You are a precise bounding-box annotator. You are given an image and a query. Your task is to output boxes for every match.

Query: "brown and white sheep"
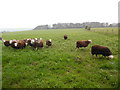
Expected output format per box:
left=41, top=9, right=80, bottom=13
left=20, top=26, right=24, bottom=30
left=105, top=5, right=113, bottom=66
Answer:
left=64, top=35, right=68, bottom=40
left=76, top=40, right=92, bottom=48
left=32, top=38, right=44, bottom=50
left=10, top=40, right=27, bottom=49
left=46, top=39, right=52, bottom=47
left=3, top=40, right=11, bottom=47
left=91, top=45, right=114, bottom=59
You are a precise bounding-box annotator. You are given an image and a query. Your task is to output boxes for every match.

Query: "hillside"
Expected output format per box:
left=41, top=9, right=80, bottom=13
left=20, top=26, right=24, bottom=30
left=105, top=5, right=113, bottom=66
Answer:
left=2, top=28, right=118, bottom=88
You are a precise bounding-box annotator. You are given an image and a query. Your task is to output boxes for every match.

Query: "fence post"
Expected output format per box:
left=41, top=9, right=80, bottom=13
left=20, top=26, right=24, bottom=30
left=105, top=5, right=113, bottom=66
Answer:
left=112, top=29, right=113, bottom=34
left=107, top=29, right=108, bottom=34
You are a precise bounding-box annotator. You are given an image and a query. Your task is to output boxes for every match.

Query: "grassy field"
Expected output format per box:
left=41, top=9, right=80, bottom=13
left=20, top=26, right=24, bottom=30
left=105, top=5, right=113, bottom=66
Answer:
left=90, top=27, right=118, bottom=35
left=2, top=28, right=118, bottom=88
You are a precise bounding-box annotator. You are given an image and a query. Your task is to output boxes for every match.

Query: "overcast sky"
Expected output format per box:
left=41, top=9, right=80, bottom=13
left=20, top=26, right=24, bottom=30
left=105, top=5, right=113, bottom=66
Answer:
left=0, top=0, right=119, bottom=28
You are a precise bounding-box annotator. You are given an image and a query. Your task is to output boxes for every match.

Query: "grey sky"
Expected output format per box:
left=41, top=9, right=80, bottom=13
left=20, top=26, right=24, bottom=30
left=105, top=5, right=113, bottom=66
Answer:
left=0, top=0, right=119, bottom=28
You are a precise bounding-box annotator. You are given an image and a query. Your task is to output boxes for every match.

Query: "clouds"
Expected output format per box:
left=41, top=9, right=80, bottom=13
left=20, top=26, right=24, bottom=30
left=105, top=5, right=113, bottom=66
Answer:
left=0, top=0, right=119, bottom=28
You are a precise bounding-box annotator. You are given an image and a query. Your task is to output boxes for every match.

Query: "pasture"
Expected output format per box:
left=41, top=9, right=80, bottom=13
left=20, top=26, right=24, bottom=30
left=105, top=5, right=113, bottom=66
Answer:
left=2, top=28, right=118, bottom=88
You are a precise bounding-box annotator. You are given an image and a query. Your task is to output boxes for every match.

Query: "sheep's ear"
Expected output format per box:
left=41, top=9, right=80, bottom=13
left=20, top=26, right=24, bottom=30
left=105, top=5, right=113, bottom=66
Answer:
left=40, top=38, right=42, bottom=40
left=88, top=40, right=92, bottom=43
left=35, top=38, right=37, bottom=40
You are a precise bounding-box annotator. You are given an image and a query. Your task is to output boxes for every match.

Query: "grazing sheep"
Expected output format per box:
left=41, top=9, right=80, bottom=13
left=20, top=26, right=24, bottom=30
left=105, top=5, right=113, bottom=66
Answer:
left=30, top=39, right=35, bottom=46
left=10, top=40, right=18, bottom=49
left=11, top=40, right=27, bottom=49
left=46, top=39, right=52, bottom=47
left=23, top=38, right=32, bottom=46
left=32, top=38, right=44, bottom=50
left=64, top=35, right=68, bottom=40
left=3, top=40, right=11, bottom=47
left=39, top=38, right=44, bottom=48
left=91, top=45, right=114, bottom=59
left=76, top=40, right=92, bottom=48
left=34, top=38, right=38, bottom=41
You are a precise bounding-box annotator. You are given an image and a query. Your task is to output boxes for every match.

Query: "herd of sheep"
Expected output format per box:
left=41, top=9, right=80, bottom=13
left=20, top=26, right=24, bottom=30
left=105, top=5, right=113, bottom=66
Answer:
left=2, top=34, right=114, bottom=59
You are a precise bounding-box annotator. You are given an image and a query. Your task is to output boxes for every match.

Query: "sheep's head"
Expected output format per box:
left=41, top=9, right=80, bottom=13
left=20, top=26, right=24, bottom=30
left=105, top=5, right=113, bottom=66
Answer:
left=88, top=40, right=92, bottom=43
left=40, top=38, right=42, bottom=40
left=49, top=39, right=52, bottom=42
left=14, top=43, right=17, bottom=47
left=31, top=39, right=35, bottom=44
left=108, top=55, right=114, bottom=59
left=25, top=43, right=28, bottom=46
left=9, top=40, right=13, bottom=44
left=34, top=38, right=37, bottom=40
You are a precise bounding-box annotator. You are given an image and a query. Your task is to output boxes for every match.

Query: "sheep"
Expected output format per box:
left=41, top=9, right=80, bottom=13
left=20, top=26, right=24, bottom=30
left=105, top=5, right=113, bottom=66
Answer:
left=46, top=39, right=52, bottom=48
left=11, top=40, right=27, bottom=49
left=26, top=39, right=32, bottom=46
left=32, top=38, right=44, bottom=50
left=30, top=39, right=35, bottom=47
left=91, top=45, right=114, bottom=59
left=3, top=40, right=10, bottom=47
left=26, top=38, right=37, bottom=47
left=38, top=38, right=44, bottom=48
left=76, top=40, right=92, bottom=48
left=23, top=38, right=32, bottom=46
left=64, top=34, right=68, bottom=40
left=10, top=40, right=18, bottom=49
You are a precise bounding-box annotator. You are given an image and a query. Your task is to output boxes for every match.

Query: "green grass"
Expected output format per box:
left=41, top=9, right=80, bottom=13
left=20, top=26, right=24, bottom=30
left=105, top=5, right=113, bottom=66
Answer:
left=90, top=27, right=118, bottom=35
left=2, top=28, right=118, bottom=88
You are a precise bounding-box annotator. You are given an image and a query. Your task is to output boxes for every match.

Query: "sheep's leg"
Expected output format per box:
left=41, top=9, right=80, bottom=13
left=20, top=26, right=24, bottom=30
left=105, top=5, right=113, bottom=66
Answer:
left=46, top=45, right=48, bottom=48
left=75, top=47, right=78, bottom=51
left=32, top=47, right=34, bottom=50
left=101, top=55, right=104, bottom=58
left=95, top=54, right=97, bottom=57
left=104, top=56, right=107, bottom=59
left=92, top=55, right=94, bottom=58
left=95, top=54, right=98, bottom=58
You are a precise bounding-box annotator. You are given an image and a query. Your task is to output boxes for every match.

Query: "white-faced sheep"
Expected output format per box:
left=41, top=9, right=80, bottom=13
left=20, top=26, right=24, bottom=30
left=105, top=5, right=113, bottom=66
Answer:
left=32, top=38, right=44, bottom=50
left=46, top=39, right=52, bottom=47
left=91, top=45, right=114, bottom=59
left=10, top=40, right=27, bottom=49
left=3, top=40, right=11, bottom=47
left=76, top=40, right=92, bottom=48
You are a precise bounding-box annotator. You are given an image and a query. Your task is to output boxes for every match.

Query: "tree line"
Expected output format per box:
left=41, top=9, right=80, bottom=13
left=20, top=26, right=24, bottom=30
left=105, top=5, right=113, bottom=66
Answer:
left=33, top=22, right=118, bottom=30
